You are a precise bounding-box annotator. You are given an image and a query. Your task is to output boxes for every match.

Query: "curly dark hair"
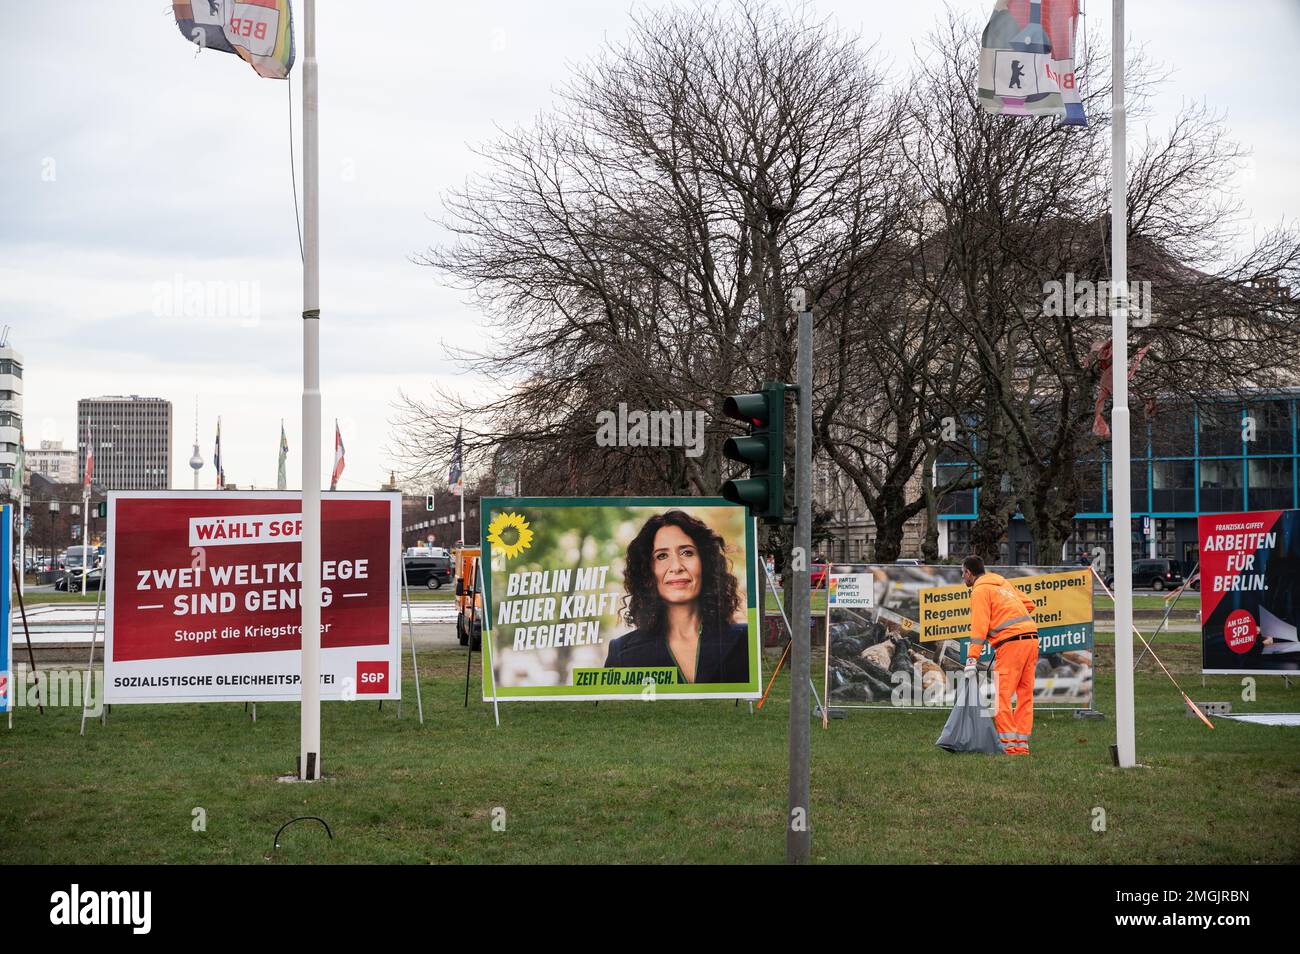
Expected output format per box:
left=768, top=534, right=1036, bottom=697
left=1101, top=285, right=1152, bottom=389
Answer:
left=621, top=510, right=742, bottom=636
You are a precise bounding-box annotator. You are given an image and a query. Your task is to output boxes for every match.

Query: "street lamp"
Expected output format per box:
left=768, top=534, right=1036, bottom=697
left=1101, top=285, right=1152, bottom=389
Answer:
left=48, top=499, right=59, bottom=570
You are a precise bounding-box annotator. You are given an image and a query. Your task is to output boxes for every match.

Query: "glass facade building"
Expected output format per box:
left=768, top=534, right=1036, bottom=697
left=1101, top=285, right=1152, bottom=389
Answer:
left=940, top=392, right=1300, bottom=570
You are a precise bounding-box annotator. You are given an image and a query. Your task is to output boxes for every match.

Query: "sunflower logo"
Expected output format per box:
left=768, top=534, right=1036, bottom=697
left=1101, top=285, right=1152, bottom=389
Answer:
left=487, top=511, right=534, bottom=559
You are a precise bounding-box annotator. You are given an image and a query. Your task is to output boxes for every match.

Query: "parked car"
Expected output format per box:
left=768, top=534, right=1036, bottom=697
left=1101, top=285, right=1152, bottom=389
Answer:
left=404, top=554, right=452, bottom=589
left=55, top=567, right=104, bottom=591
left=61, top=546, right=99, bottom=572
left=810, top=559, right=830, bottom=589
left=1106, top=558, right=1184, bottom=591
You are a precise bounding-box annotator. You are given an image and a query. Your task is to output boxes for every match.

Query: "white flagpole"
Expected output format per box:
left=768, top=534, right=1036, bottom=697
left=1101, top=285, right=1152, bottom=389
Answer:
left=18, top=482, right=24, bottom=597
left=80, top=496, right=89, bottom=595
left=1110, top=0, right=1136, bottom=768
left=299, top=0, right=323, bottom=781
left=80, top=431, right=90, bottom=597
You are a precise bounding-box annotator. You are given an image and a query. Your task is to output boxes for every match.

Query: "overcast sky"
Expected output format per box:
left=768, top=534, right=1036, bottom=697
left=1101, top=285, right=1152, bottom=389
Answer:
left=3, top=0, right=1297, bottom=493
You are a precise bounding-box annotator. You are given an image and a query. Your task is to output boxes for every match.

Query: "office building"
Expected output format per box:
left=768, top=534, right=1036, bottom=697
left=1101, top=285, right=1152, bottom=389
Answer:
left=0, top=339, right=21, bottom=497
left=77, top=396, right=173, bottom=490
left=29, top=439, right=77, bottom=483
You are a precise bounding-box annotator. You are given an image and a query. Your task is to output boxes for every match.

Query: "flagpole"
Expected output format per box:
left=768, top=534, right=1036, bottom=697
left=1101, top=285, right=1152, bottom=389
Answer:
left=17, top=441, right=24, bottom=597
left=80, top=490, right=89, bottom=595
left=18, top=484, right=24, bottom=597
left=1110, top=0, right=1136, bottom=768
left=299, top=0, right=323, bottom=781
left=81, top=429, right=90, bottom=596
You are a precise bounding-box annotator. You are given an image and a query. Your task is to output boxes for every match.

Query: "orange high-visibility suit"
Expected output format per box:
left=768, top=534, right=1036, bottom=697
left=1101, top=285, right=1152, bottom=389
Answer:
left=966, top=573, right=1039, bottom=755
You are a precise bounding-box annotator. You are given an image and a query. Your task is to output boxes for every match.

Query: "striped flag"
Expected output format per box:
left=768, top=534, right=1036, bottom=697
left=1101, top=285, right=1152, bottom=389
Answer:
left=172, top=0, right=296, bottom=80
left=83, top=428, right=94, bottom=496
left=329, top=420, right=345, bottom=491
left=277, top=420, right=289, bottom=491
left=978, top=0, right=1086, bottom=126
left=214, top=417, right=225, bottom=488
left=449, top=425, right=463, bottom=497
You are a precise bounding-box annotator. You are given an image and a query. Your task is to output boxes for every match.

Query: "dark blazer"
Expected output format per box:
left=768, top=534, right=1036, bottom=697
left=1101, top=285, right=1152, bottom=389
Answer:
left=604, top=621, right=751, bottom=684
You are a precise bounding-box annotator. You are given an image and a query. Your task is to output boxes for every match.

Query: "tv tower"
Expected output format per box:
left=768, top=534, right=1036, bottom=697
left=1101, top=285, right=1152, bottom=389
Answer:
left=189, top=398, right=203, bottom=490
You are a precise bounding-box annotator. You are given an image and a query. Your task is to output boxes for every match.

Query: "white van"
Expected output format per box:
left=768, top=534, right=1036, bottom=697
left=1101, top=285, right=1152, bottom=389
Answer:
left=404, top=546, right=450, bottom=560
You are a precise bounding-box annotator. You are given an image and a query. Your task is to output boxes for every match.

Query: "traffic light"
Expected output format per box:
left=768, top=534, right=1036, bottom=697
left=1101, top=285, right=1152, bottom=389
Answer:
left=97, top=502, right=107, bottom=519
left=720, top=381, right=786, bottom=522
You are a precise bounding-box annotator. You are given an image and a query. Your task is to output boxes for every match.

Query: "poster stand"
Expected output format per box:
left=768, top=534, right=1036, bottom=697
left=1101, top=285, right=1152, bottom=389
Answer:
left=1133, top=561, right=1199, bottom=669
left=81, top=544, right=421, bottom=733
left=461, top=556, right=499, bottom=724
left=481, top=559, right=500, bottom=726
left=759, top=560, right=824, bottom=716
left=461, top=565, right=478, bottom=708
left=12, top=560, right=41, bottom=715
left=79, top=555, right=107, bottom=737
left=399, top=558, right=424, bottom=724
left=1091, top=565, right=1215, bottom=728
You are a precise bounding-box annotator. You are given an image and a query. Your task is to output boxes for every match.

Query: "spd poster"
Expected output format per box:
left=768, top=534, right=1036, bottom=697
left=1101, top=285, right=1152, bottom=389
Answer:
left=1200, top=510, right=1300, bottom=674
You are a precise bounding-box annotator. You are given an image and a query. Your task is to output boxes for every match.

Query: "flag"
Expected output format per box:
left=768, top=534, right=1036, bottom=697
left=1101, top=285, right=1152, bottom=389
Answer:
left=277, top=420, right=289, bottom=491
left=329, top=420, right=345, bottom=491
left=83, top=428, right=94, bottom=496
left=214, top=417, right=225, bottom=488
left=1086, top=339, right=1153, bottom=438
left=978, top=0, right=1086, bottom=127
left=449, top=426, right=463, bottom=496
left=173, top=0, right=296, bottom=80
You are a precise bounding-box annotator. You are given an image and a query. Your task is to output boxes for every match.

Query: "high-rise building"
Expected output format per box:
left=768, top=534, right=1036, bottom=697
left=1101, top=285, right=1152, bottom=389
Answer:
left=77, top=396, right=173, bottom=490
left=29, top=440, right=77, bottom=483
left=0, top=338, right=22, bottom=498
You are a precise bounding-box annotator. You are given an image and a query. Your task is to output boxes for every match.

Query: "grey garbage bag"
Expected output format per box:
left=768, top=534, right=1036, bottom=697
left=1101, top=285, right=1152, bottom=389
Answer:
left=935, top=671, right=1002, bottom=754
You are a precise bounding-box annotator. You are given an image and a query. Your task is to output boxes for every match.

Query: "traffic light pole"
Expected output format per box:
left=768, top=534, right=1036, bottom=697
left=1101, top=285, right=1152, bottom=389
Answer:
left=787, top=303, right=812, bottom=865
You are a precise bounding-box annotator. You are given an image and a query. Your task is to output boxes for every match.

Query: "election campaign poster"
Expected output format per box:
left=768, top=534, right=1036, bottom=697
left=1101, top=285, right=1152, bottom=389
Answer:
left=828, top=572, right=874, bottom=609
left=0, top=505, right=11, bottom=716
left=105, top=491, right=400, bottom=704
left=823, top=570, right=875, bottom=720
left=479, top=497, right=759, bottom=701
left=826, top=564, right=1093, bottom=710
left=1200, top=509, right=1300, bottom=674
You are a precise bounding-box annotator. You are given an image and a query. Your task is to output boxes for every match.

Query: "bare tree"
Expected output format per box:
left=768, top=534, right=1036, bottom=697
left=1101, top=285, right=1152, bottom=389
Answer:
left=900, top=11, right=1300, bottom=564
left=395, top=0, right=905, bottom=527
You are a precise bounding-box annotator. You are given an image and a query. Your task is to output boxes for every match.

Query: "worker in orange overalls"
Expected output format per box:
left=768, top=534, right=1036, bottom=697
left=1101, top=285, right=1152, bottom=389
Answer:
left=962, top=555, right=1039, bottom=756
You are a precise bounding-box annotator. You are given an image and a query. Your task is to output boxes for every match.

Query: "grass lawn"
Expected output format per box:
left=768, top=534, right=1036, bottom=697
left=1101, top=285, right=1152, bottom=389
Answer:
left=1096, top=593, right=1200, bottom=612
left=19, top=590, right=102, bottom=605
left=2, top=647, right=1297, bottom=864
left=766, top=590, right=827, bottom=615
left=407, top=589, right=456, bottom=602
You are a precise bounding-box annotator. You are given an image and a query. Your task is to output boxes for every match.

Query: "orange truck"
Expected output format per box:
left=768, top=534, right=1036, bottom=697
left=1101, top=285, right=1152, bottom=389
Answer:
left=454, top=546, right=483, bottom=650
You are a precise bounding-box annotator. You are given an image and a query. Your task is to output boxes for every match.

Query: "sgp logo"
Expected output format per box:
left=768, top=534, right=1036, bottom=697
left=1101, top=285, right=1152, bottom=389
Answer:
left=356, top=661, right=388, bottom=694
left=50, top=884, right=151, bottom=934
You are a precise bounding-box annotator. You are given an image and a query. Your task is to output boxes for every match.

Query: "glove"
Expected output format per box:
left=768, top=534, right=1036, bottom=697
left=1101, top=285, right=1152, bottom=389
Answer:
left=964, top=659, right=978, bottom=678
